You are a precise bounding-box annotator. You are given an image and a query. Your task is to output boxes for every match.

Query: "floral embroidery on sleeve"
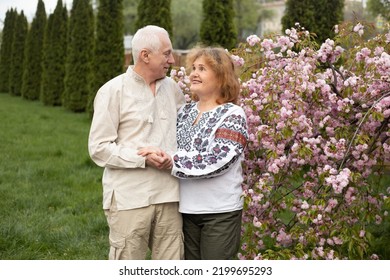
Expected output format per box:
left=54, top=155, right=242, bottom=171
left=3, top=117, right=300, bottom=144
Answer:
left=173, top=103, right=248, bottom=179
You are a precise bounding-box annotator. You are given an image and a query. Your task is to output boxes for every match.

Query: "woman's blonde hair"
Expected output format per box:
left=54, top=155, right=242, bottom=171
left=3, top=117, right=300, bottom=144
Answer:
left=186, top=46, right=240, bottom=104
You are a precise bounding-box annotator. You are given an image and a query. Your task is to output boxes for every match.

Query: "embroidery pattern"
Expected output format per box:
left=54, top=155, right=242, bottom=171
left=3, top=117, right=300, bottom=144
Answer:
left=174, top=102, right=248, bottom=178
left=215, top=128, right=247, bottom=147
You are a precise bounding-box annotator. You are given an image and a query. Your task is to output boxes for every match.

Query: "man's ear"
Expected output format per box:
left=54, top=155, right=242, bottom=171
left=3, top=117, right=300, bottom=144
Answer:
left=140, top=49, right=150, bottom=63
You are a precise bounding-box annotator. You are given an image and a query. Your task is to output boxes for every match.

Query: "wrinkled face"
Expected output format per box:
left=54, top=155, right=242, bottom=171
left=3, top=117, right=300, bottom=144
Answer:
left=189, top=56, right=220, bottom=100
left=148, top=35, right=175, bottom=80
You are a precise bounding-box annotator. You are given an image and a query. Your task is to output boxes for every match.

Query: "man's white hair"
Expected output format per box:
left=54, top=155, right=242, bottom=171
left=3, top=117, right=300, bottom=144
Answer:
left=132, top=25, right=169, bottom=64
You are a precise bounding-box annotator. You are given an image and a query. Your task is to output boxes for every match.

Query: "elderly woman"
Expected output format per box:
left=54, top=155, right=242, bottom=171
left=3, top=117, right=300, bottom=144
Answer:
left=139, top=46, right=248, bottom=260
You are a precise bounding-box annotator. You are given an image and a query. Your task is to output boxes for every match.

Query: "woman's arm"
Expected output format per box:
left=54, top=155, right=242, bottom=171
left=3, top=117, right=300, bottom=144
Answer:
left=172, top=107, right=248, bottom=179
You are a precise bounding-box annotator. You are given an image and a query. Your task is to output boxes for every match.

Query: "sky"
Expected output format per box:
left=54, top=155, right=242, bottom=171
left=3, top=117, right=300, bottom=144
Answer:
left=0, top=0, right=73, bottom=29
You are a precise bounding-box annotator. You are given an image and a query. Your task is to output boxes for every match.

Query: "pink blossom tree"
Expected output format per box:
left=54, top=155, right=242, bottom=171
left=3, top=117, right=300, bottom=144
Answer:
left=171, top=21, right=390, bottom=259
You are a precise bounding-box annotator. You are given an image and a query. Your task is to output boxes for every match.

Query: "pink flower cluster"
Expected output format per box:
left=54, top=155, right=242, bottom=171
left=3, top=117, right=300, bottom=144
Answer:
left=235, top=23, right=390, bottom=259
left=353, top=23, right=364, bottom=37
left=170, top=67, right=191, bottom=102
left=317, top=39, right=344, bottom=63
left=324, top=167, right=351, bottom=194
left=171, top=22, right=390, bottom=260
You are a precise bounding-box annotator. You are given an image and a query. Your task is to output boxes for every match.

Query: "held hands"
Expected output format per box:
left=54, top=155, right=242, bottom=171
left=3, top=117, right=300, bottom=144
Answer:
left=137, top=147, right=173, bottom=170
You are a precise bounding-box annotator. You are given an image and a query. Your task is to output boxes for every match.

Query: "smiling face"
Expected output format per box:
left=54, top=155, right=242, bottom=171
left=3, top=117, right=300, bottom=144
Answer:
left=189, top=56, right=221, bottom=102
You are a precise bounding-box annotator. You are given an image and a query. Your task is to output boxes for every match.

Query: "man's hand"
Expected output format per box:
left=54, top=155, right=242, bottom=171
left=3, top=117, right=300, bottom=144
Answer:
left=138, top=147, right=173, bottom=169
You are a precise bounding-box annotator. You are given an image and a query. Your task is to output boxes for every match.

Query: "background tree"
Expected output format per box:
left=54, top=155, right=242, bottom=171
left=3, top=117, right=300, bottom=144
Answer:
left=123, top=0, right=139, bottom=34
left=123, top=0, right=262, bottom=49
left=344, top=0, right=366, bottom=21
left=0, top=9, right=17, bottom=93
left=282, top=0, right=316, bottom=36
left=63, top=0, right=94, bottom=112
left=200, top=0, right=224, bottom=47
left=314, top=0, right=344, bottom=43
left=282, top=0, right=345, bottom=44
left=367, top=0, right=390, bottom=21
left=200, top=0, right=237, bottom=50
left=88, top=0, right=124, bottom=116
left=9, top=11, right=28, bottom=96
left=41, top=0, right=68, bottom=106
left=42, top=13, right=54, bottom=103
left=21, top=0, right=47, bottom=101
left=255, top=8, right=276, bottom=37
left=172, top=0, right=202, bottom=49
left=222, top=0, right=237, bottom=49
left=135, top=0, right=173, bottom=37
left=234, top=0, right=260, bottom=42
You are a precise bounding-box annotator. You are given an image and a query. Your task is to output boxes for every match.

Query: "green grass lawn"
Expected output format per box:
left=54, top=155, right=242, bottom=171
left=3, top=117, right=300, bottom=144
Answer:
left=0, top=93, right=107, bottom=259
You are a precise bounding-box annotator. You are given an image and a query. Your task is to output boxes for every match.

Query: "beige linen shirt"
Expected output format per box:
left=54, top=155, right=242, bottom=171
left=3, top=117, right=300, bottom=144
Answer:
left=88, top=66, right=185, bottom=210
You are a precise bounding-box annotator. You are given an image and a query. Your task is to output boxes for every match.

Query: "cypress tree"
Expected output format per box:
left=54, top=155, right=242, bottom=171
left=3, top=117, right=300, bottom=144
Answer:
left=221, top=0, right=237, bottom=50
left=22, top=0, right=47, bottom=100
left=200, top=0, right=237, bottom=50
left=135, top=0, right=148, bottom=29
left=41, top=0, right=68, bottom=106
left=9, top=11, right=28, bottom=96
left=314, top=0, right=344, bottom=43
left=200, top=1, right=225, bottom=47
left=89, top=0, right=124, bottom=116
left=135, top=0, right=173, bottom=36
left=282, top=0, right=316, bottom=33
left=41, top=12, right=55, bottom=104
left=0, top=9, right=17, bottom=92
left=282, top=0, right=344, bottom=44
left=63, top=0, right=94, bottom=112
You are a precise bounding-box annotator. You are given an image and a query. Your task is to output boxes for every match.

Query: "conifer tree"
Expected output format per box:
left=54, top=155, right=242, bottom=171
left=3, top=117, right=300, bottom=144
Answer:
left=200, top=1, right=225, bottom=47
left=88, top=0, right=124, bottom=116
left=22, top=0, right=47, bottom=100
left=282, top=0, right=344, bottom=44
left=0, top=9, right=17, bottom=92
left=9, top=11, right=28, bottom=96
left=221, top=0, right=237, bottom=50
left=282, top=0, right=316, bottom=34
left=135, top=0, right=148, bottom=29
left=41, top=0, right=68, bottom=106
left=135, top=0, right=173, bottom=36
left=42, top=14, right=55, bottom=101
left=63, top=0, right=94, bottom=112
left=200, top=0, right=237, bottom=50
left=314, top=0, right=344, bottom=43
